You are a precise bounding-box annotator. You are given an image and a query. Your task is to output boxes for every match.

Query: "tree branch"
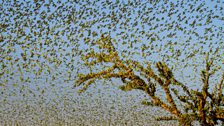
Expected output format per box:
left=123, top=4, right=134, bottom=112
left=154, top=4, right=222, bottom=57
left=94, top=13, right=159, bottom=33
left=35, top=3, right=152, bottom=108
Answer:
left=76, top=35, right=224, bottom=125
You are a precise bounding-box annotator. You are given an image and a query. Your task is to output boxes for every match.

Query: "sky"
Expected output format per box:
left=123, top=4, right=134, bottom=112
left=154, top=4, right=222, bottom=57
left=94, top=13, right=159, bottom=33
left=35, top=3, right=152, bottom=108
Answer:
left=0, top=0, right=224, bottom=124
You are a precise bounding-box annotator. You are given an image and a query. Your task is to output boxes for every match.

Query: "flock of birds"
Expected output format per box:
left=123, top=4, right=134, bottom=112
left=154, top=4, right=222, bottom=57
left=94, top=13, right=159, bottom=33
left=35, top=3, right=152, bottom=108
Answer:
left=0, top=0, right=224, bottom=125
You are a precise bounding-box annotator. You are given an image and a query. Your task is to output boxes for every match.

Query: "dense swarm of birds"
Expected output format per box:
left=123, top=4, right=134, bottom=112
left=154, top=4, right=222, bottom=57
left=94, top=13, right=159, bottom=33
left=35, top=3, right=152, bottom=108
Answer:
left=0, top=0, right=224, bottom=125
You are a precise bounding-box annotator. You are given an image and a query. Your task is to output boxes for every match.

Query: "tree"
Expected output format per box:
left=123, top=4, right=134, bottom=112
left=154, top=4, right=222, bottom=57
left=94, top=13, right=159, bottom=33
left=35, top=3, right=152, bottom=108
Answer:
left=76, top=34, right=224, bottom=126
left=1, top=0, right=224, bottom=125
left=72, top=1, right=223, bottom=125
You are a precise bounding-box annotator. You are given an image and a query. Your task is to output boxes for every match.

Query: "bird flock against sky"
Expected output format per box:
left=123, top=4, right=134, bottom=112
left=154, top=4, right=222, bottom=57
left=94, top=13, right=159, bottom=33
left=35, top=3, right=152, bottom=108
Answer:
left=0, top=0, right=224, bottom=125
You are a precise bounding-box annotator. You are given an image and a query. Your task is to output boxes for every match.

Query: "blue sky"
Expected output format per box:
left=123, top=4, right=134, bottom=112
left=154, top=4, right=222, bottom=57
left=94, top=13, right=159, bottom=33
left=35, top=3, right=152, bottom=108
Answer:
left=1, top=1, right=224, bottom=125
left=0, top=0, right=224, bottom=106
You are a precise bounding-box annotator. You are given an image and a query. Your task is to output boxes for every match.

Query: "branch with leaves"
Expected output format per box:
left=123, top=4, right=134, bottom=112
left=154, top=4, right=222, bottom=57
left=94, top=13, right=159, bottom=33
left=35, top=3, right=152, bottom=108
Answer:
left=75, top=35, right=224, bottom=126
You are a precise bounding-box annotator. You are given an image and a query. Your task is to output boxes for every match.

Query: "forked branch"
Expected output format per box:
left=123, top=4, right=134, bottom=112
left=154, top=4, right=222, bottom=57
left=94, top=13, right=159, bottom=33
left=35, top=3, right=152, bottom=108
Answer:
left=76, top=35, right=224, bottom=126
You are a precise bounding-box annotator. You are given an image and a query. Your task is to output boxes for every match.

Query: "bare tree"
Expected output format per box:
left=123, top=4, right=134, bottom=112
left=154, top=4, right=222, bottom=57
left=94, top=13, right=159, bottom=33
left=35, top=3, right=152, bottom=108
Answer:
left=76, top=35, right=224, bottom=126
left=1, top=0, right=224, bottom=125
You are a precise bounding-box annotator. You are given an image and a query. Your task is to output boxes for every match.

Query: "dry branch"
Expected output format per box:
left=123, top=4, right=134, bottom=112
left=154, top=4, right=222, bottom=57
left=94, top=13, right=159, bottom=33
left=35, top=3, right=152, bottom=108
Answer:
left=76, top=35, right=224, bottom=126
